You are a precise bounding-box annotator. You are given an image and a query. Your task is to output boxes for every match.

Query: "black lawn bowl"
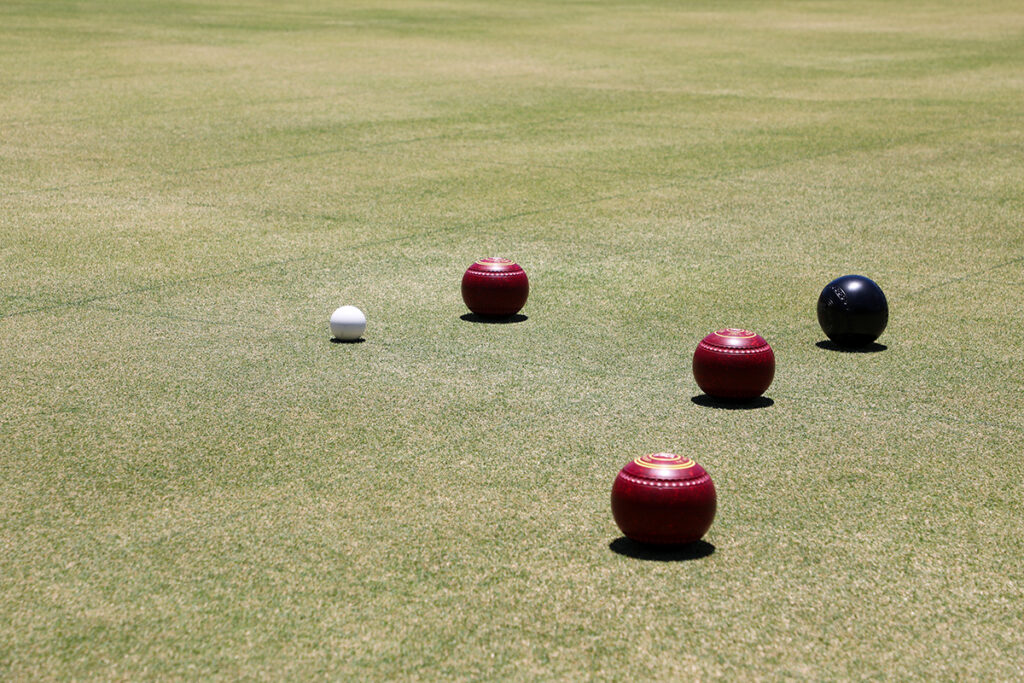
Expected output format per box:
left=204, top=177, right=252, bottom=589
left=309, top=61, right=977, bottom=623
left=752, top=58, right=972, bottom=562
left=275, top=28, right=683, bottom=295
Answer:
left=817, top=274, right=888, bottom=348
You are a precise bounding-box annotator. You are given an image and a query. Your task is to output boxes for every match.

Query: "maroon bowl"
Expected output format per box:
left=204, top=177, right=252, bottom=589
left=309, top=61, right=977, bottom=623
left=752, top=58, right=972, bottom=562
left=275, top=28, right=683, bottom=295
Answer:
left=692, top=328, right=775, bottom=400
left=461, top=257, right=529, bottom=316
left=611, top=453, right=716, bottom=545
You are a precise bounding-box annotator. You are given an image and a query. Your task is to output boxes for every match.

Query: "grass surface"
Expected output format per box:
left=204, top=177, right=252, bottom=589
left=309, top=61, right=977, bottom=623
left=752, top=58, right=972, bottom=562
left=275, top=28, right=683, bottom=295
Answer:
left=2, top=0, right=1023, bottom=678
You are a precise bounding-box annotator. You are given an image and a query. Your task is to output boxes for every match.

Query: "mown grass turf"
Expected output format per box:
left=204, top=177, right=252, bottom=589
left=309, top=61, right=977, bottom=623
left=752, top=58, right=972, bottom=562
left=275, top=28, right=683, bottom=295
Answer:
left=2, top=0, right=1023, bottom=678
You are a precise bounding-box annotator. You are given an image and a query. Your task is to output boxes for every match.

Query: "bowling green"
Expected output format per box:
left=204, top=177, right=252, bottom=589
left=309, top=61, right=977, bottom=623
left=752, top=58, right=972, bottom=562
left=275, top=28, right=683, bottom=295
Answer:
left=1, top=0, right=1021, bottom=678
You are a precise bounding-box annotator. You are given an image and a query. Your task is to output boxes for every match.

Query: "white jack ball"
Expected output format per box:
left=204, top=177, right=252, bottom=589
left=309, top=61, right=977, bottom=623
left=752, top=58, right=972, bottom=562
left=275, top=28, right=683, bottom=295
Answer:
left=329, top=305, right=366, bottom=341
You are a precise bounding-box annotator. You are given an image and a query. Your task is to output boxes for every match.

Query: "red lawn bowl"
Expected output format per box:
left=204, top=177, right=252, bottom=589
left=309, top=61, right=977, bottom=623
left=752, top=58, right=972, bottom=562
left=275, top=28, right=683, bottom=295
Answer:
left=611, top=453, right=717, bottom=545
left=461, top=257, right=529, bottom=317
left=692, top=328, right=775, bottom=400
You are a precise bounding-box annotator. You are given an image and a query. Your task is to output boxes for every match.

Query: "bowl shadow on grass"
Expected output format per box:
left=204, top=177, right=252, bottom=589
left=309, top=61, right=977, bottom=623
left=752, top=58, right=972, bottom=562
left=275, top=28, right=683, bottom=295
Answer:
left=609, top=537, right=715, bottom=562
left=460, top=313, right=528, bottom=324
left=816, top=340, right=887, bottom=353
left=691, top=394, right=774, bottom=410
left=329, top=337, right=366, bottom=344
